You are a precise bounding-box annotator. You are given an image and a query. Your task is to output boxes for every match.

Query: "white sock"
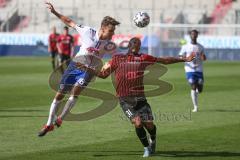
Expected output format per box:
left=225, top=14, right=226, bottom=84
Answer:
left=191, top=89, right=198, bottom=110
left=59, top=96, right=78, bottom=120
left=46, top=99, right=61, bottom=126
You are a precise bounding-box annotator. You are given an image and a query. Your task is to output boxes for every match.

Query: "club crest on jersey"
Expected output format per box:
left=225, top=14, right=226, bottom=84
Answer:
left=104, top=41, right=117, bottom=51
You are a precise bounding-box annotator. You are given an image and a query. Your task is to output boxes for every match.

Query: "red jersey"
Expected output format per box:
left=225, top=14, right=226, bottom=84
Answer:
left=106, top=54, right=157, bottom=97
left=48, top=33, right=59, bottom=52
left=57, top=34, right=74, bottom=56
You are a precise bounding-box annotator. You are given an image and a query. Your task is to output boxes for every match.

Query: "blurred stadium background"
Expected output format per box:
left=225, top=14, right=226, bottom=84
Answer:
left=1, top=0, right=240, bottom=60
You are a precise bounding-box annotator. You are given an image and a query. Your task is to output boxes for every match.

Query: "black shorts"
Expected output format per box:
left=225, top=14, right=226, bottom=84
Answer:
left=50, top=51, right=58, bottom=58
left=60, top=54, right=71, bottom=64
left=119, top=96, right=154, bottom=122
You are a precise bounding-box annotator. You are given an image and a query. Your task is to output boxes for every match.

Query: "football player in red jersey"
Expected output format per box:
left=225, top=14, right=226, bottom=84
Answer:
left=57, top=26, right=74, bottom=69
left=48, top=26, right=59, bottom=70
left=84, top=37, right=194, bottom=157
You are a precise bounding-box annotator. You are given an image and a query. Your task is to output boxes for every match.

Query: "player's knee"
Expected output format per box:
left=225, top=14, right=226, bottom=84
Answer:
left=72, top=85, right=84, bottom=96
left=55, top=92, right=65, bottom=101
left=134, top=123, right=143, bottom=128
left=144, top=122, right=154, bottom=130
left=132, top=117, right=142, bottom=128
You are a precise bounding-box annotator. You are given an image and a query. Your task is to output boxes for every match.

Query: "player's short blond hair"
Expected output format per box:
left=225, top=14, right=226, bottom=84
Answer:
left=101, top=16, right=120, bottom=27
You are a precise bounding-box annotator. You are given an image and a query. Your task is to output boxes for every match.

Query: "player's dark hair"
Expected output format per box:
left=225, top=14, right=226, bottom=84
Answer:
left=129, top=37, right=141, bottom=44
left=189, top=29, right=199, bottom=35
left=64, top=26, right=69, bottom=31
left=101, top=16, right=120, bottom=27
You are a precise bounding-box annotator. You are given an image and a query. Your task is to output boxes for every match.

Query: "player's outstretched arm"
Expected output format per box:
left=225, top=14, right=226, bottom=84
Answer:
left=45, top=1, right=76, bottom=28
left=157, top=52, right=195, bottom=65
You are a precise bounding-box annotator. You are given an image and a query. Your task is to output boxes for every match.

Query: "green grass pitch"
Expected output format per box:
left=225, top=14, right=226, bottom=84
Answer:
left=0, top=57, right=239, bottom=160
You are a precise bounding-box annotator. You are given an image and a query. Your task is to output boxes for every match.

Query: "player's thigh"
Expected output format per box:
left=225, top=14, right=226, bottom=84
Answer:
left=187, top=72, right=203, bottom=90
left=74, top=70, right=94, bottom=87
left=186, top=72, right=197, bottom=86
left=68, top=70, right=94, bottom=96
left=137, top=101, right=154, bottom=123
left=58, top=62, right=79, bottom=94
left=59, top=76, right=90, bottom=95
left=119, top=98, right=137, bottom=121
left=70, top=85, right=85, bottom=96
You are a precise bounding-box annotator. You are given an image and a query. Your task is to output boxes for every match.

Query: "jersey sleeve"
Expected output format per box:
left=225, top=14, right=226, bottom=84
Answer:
left=74, top=24, right=90, bottom=36
left=102, top=41, right=117, bottom=55
left=179, top=45, right=186, bottom=56
left=142, top=54, right=157, bottom=64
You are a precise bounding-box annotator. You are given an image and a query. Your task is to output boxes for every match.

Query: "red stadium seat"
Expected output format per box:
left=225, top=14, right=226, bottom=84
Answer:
left=210, top=0, right=233, bottom=24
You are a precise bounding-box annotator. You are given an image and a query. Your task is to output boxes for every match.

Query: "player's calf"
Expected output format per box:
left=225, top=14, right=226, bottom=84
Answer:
left=144, top=123, right=157, bottom=154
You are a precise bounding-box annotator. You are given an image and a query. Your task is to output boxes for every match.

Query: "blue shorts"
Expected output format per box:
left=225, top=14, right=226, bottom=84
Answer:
left=59, top=61, right=93, bottom=93
left=186, top=72, right=204, bottom=85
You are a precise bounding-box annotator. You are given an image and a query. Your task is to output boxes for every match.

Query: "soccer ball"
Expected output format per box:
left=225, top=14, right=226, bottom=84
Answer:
left=133, top=12, right=150, bottom=28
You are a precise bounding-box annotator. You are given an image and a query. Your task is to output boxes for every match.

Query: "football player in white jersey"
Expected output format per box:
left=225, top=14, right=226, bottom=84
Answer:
left=179, top=30, right=207, bottom=112
left=38, top=2, right=120, bottom=137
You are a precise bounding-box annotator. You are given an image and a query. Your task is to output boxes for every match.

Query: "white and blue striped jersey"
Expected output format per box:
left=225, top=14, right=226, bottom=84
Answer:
left=73, top=24, right=114, bottom=69
left=179, top=43, right=205, bottom=73
left=74, top=24, right=110, bottom=57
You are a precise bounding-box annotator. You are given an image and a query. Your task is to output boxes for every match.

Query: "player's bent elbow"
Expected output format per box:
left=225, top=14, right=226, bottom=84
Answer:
left=62, top=18, right=75, bottom=28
